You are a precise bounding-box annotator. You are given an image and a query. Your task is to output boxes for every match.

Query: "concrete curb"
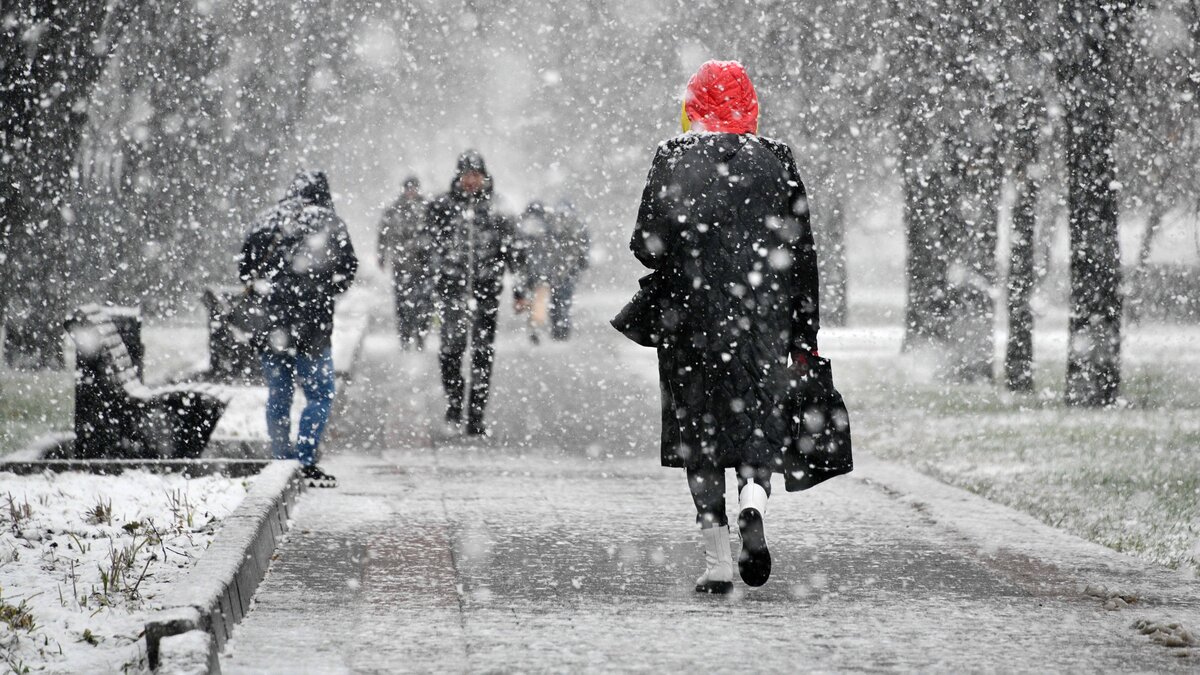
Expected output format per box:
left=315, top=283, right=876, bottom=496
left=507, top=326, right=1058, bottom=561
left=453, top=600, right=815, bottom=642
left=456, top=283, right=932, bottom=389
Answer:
left=0, top=457, right=270, bottom=476
left=145, top=460, right=304, bottom=673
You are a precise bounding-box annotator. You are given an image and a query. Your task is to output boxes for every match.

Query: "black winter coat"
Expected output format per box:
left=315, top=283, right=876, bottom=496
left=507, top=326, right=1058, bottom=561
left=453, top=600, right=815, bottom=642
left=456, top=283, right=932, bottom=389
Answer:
left=631, top=133, right=819, bottom=470
left=427, top=179, right=518, bottom=303
left=240, top=197, right=358, bottom=356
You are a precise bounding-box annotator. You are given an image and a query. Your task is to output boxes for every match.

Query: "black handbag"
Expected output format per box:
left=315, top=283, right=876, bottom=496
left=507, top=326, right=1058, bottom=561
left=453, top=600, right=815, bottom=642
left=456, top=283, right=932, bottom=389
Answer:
left=611, top=272, right=667, bottom=348
left=783, top=356, right=853, bottom=492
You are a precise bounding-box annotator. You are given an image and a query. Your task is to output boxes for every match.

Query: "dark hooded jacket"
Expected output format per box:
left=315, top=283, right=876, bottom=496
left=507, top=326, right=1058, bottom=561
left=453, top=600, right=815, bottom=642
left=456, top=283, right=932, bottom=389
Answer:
left=632, top=133, right=819, bottom=470
left=378, top=187, right=430, bottom=273
left=426, top=151, right=519, bottom=302
left=239, top=170, right=358, bottom=356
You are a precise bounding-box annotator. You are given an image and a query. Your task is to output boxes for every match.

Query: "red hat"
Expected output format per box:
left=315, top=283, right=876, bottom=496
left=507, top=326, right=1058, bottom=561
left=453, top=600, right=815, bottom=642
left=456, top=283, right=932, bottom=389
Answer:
left=682, top=60, right=759, bottom=134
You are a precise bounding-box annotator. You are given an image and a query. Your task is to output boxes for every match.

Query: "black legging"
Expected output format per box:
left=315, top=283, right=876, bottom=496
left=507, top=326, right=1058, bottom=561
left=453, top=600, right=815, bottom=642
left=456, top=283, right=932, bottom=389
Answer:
left=687, top=465, right=771, bottom=528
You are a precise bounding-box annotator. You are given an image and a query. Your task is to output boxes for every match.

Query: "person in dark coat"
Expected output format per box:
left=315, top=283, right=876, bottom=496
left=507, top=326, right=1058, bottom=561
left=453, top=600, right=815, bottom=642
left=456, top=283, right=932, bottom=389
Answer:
left=546, top=199, right=590, bottom=341
left=240, top=169, right=358, bottom=487
left=513, top=200, right=555, bottom=343
left=631, top=61, right=819, bottom=593
left=428, top=150, right=521, bottom=436
left=378, top=176, right=434, bottom=349
left=514, top=199, right=591, bottom=343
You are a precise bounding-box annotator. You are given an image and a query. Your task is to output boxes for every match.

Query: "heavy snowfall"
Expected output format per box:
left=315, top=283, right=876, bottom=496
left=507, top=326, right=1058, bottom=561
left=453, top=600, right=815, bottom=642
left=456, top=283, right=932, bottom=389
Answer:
left=2, top=0, right=1200, bottom=672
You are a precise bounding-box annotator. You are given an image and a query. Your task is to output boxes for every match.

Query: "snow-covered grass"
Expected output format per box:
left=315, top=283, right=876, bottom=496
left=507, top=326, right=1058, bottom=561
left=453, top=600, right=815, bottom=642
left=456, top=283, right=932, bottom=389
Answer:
left=824, top=322, right=1200, bottom=575
left=0, top=470, right=252, bottom=673
left=0, top=368, right=73, bottom=457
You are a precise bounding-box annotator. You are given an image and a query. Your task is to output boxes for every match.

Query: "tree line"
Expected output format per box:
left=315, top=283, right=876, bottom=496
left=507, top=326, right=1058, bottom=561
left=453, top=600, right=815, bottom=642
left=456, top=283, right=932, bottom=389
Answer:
left=3, top=0, right=1198, bottom=408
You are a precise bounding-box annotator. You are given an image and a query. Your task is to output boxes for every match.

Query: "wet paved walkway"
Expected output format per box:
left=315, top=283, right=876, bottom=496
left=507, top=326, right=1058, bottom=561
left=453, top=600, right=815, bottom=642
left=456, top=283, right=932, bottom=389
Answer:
left=222, top=297, right=1200, bottom=672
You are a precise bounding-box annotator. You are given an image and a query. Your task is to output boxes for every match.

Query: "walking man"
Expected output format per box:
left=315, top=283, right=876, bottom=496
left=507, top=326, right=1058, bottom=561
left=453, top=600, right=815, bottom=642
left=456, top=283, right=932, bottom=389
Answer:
left=378, top=176, right=433, bottom=349
left=240, top=169, right=358, bottom=487
left=427, top=150, right=520, bottom=436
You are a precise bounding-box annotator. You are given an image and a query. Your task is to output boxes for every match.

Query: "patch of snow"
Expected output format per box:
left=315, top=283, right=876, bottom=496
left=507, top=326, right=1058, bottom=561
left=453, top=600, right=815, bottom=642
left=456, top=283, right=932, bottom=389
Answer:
left=0, top=470, right=252, bottom=673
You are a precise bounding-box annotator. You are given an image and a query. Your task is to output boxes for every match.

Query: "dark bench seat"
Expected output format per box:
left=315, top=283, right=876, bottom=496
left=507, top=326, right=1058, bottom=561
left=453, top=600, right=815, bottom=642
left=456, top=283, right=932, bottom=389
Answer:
left=66, top=305, right=231, bottom=459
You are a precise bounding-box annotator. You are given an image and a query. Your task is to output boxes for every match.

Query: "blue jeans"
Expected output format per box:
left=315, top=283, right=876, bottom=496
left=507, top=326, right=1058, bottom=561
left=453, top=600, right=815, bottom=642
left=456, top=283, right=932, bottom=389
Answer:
left=261, top=349, right=335, bottom=467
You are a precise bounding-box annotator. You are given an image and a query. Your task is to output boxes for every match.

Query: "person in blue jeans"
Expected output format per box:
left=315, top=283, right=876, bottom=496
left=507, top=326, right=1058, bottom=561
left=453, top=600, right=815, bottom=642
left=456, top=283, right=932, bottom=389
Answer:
left=240, top=170, right=358, bottom=487
left=261, top=349, right=335, bottom=467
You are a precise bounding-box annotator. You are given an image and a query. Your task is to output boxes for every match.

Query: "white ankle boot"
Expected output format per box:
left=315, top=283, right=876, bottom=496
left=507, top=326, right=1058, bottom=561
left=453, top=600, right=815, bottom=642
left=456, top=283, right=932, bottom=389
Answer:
left=738, top=481, right=768, bottom=517
left=737, top=482, right=771, bottom=587
left=694, top=525, right=734, bottom=594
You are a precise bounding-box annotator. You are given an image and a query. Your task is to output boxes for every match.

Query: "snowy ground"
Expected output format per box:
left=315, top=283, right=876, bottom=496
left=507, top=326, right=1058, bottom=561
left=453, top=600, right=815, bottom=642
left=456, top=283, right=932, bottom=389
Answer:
left=0, top=368, right=72, bottom=457
left=582, top=282, right=1200, bottom=576
left=221, top=297, right=1200, bottom=671
left=0, top=470, right=253, bottom=673
left=3, top=284, right=1198, bottom=578
left=823, top=324, right=1200, bottom=575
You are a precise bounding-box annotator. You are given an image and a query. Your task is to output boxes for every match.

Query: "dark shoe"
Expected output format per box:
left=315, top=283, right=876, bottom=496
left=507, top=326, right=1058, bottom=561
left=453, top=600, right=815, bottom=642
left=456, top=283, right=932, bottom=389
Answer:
left=695, top=579, right=734, bottom=594
left=737, top=483, right=771, bottom=587
left=465, top=419, right=489, bottom=436
left=302, top=465, right=338, bottom=488
left=446, top=407, right=462, bottom=424
left=529, top=332, right=540, bottom=345
left=737, top=508, right=770, bottom=586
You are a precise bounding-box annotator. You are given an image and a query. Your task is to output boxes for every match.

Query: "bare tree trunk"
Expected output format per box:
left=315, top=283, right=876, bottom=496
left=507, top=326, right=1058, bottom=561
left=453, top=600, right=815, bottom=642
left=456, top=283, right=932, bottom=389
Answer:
left=819, top=192, right=849, bottom=327
left=1136, top=202, right=1167, bottom=270
left=945, top=131, right=1001, bottom=383
left=1060, top=0, right=1128, bottom=407
left=1127, top=201, right=1167, bottom=324
left=901, top=124, right=949, bottom=350
left=1005, top=94, right=1042, bottom=392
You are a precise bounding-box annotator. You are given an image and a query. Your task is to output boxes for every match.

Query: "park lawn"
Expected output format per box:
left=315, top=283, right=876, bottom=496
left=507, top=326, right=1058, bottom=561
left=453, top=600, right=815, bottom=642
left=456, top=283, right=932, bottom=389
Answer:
left=0, top=367, right=73, bottom=457
left=828, top=323, right=1200, bottom=574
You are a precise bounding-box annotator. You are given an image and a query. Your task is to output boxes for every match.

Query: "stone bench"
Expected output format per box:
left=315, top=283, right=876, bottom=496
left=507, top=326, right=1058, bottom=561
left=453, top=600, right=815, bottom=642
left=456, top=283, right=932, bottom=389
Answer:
left=65, top=304, right=231, bottom=459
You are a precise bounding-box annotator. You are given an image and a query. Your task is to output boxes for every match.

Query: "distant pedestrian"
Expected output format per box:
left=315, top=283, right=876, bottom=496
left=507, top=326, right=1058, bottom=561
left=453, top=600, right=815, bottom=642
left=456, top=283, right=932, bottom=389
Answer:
left=240, top=170, right=358, bottom=488
left=514, top=200, right=590, bottom=343
left=630, top=61, right=820, bottom=592
left=513, top=201, right=554, bottom=343
left=378, top=176, right=434, bottom=349
left=427, top=150, right=521, bottom=436
left=546, top=199, right=590, bottom=341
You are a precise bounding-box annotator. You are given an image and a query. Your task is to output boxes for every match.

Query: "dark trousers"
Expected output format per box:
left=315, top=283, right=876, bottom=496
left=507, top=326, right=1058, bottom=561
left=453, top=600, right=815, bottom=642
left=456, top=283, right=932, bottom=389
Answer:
left=549, top=280, right=575, bottom=341
left=438, top=286, right=499, bottom=423
left=392, top=264, right=434, bottom=343
left=686, top=465, right=772, bottom=528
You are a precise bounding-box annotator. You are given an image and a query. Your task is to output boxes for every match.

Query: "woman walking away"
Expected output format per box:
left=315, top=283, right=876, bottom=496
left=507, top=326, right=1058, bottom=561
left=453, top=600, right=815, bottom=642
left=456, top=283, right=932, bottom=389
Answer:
left=631, top=60, right=820, bottom=593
